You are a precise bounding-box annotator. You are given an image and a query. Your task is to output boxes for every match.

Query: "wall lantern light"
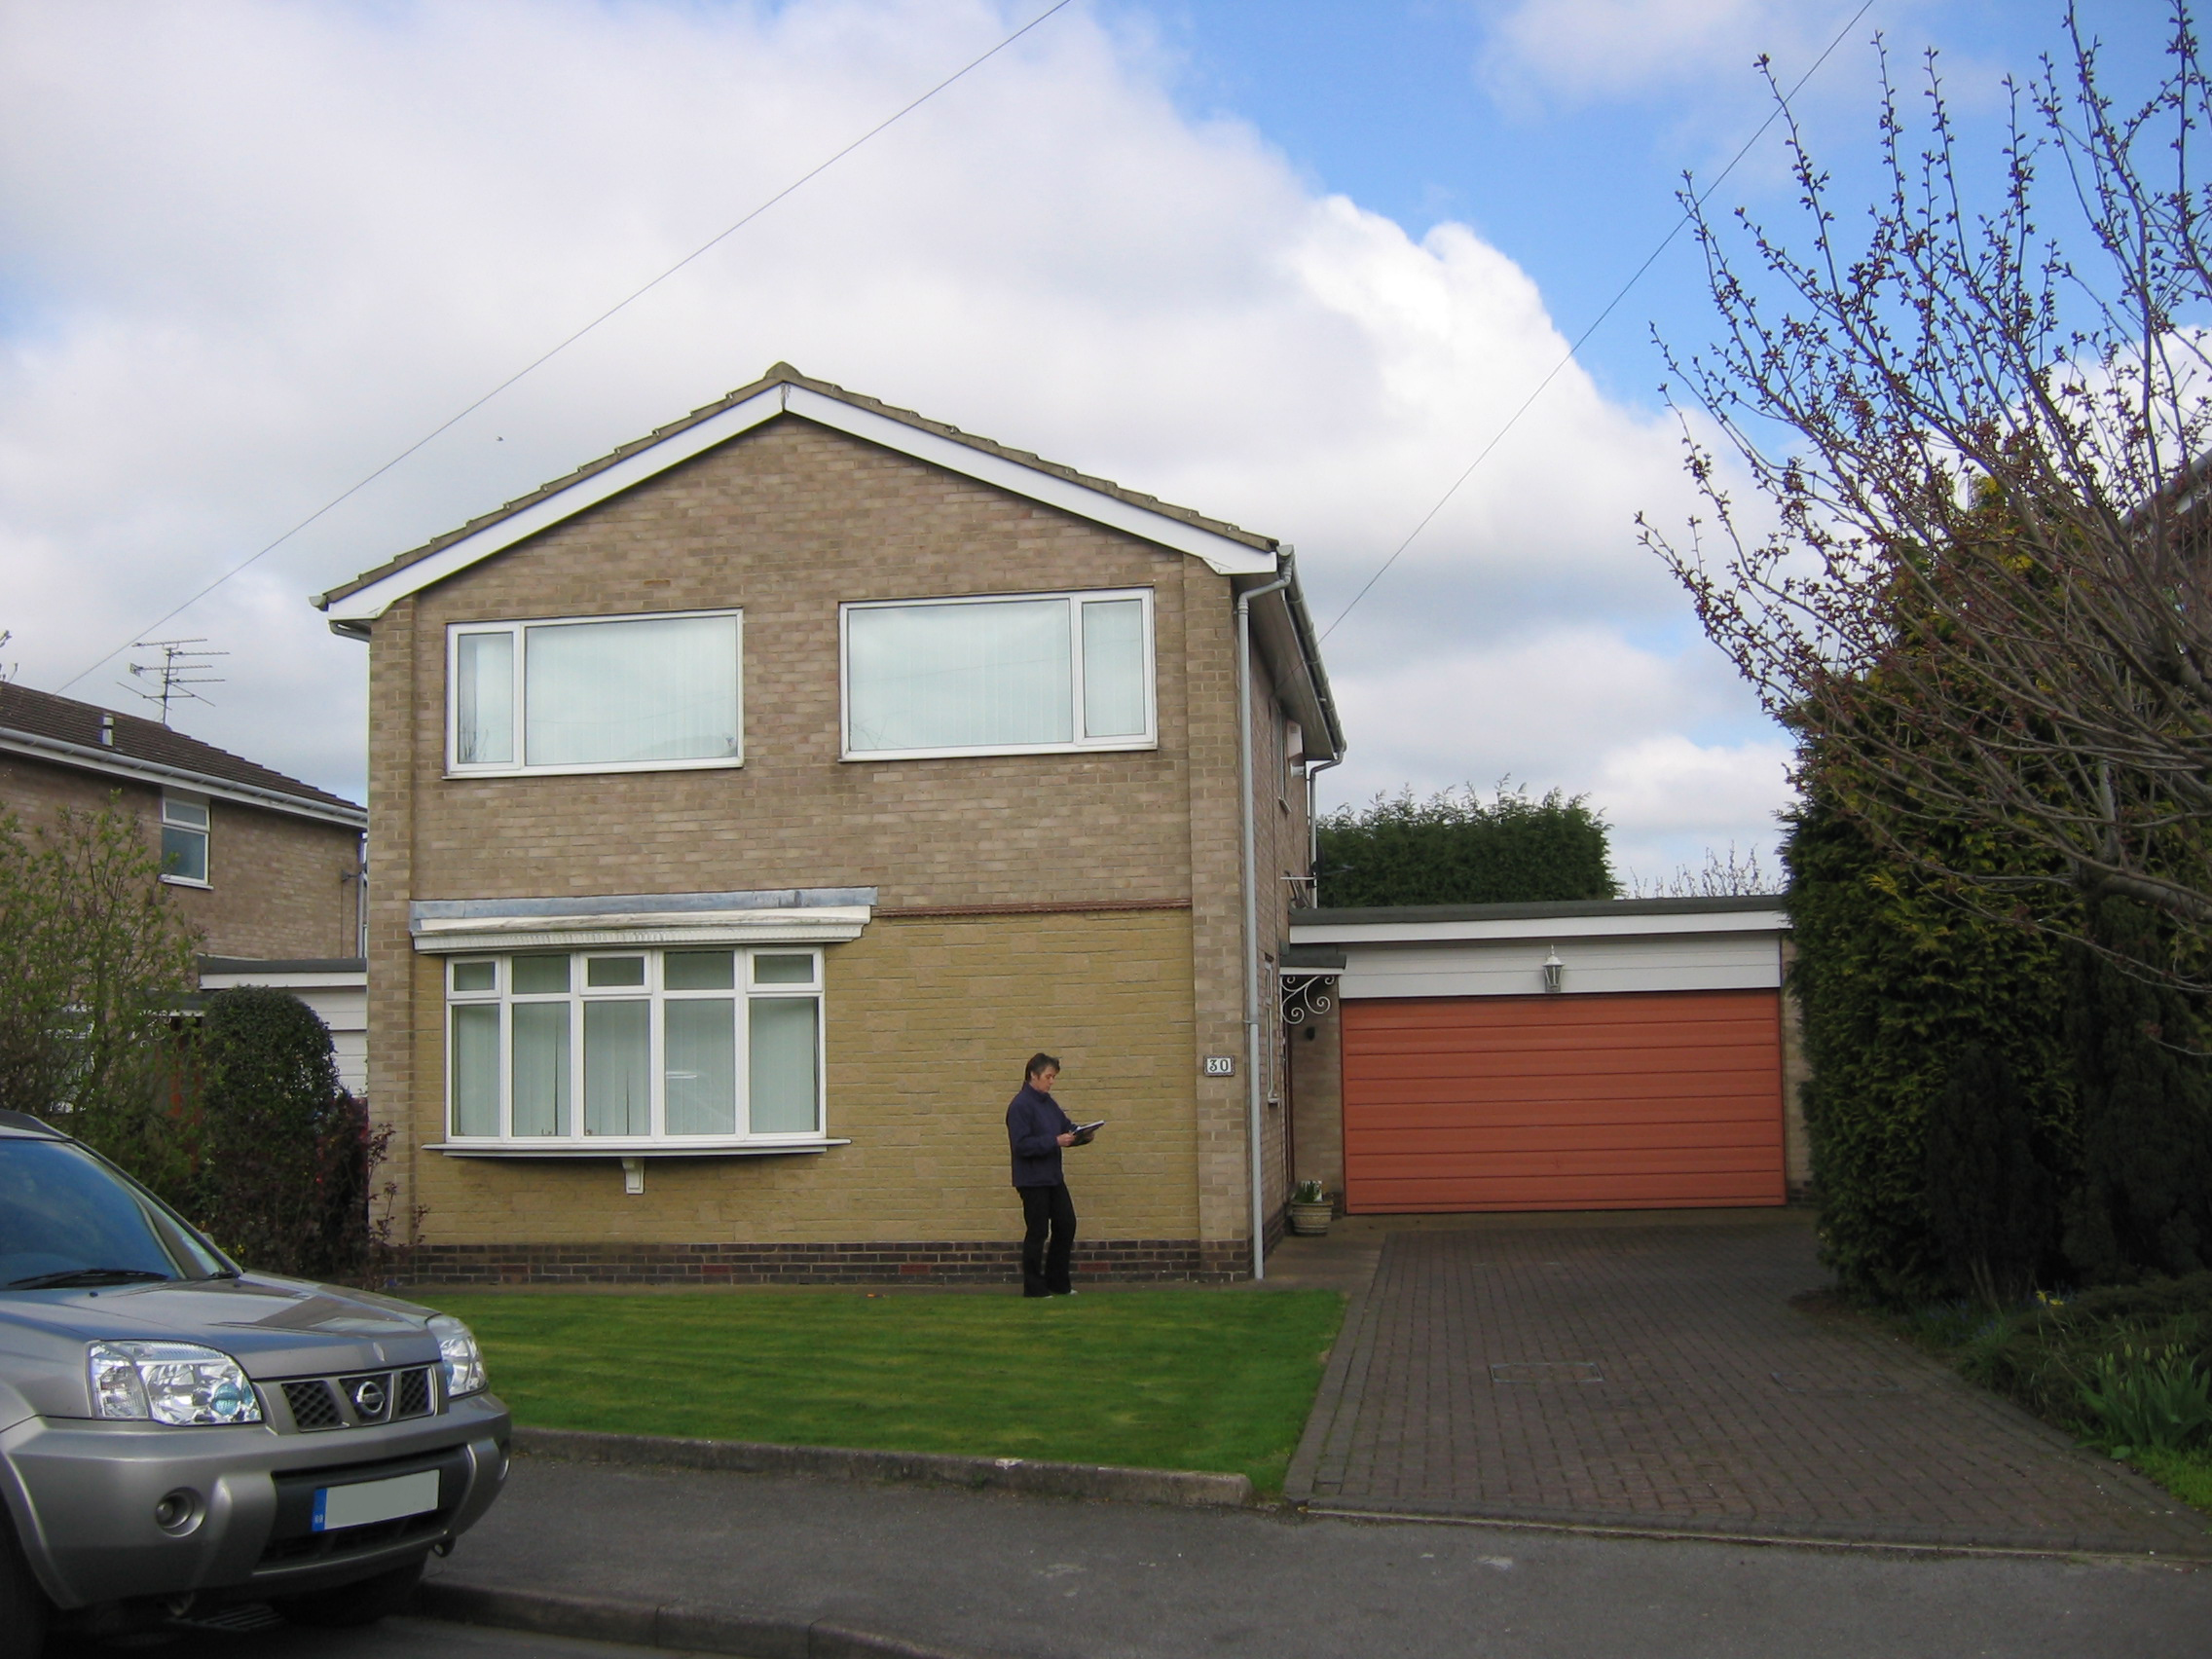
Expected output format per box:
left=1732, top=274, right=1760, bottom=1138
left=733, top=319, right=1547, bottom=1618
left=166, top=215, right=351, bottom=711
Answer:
left=1541, top=947, right=1565, bottom=994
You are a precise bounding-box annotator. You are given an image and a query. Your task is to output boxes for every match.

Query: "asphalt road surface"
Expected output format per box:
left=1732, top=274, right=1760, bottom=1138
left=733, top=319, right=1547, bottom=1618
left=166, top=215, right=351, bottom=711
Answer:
left=50, top=1614, right=677, bottom=1659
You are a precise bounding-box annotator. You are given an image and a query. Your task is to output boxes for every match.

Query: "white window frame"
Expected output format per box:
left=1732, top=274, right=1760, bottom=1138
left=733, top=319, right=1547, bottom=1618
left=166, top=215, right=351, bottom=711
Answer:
left=445, top=608, right=745, bottom=779
left=158, top=792, right=210, bottom=889
left=442, top=945, right=826, bottom=1151
left=838, top=587, right=1157, bottom=761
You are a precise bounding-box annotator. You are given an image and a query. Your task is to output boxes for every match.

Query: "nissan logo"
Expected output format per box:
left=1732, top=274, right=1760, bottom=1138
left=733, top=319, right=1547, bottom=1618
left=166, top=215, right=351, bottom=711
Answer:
left=351, top=1380, right=387, bottom=1418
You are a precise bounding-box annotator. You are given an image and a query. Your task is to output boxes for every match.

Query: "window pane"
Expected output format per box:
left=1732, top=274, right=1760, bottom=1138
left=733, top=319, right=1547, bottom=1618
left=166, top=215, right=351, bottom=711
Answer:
left=583, top=1002, right=649, bottom=1135
left=451, top=960, right=497, bottom=994
left=162, top=796, right=208, bottom=830
left=160, top=826, right=207, bottom=883
left=512, top=953, right=571, bottom=995
left=749, top=998, right=819, bottom=1133
left=451, top=1004, right=500, bottom=1137
left=665, top=950, right=735, bottom=991
left=455, top=632, right=515, bottom=765
left=586, top=956, right=645, bottom=988
left=511, top=1003, right=570, bottom=1137
left=1081, top=599, right=1148, bottom=738
left=525, top=615, right=739, bottom=767
left=664, top=1000, right=737, bottom=1135
left=846, top=600, right=1072, bottom=752
left=753, top=953, right=814, bottom=985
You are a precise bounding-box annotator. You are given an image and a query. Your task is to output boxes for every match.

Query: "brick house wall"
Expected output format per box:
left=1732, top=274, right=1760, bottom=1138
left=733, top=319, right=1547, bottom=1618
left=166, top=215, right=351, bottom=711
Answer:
left=359, top=413, right=1327, bottom=1281
left=0, top=749, right=363, bottom=962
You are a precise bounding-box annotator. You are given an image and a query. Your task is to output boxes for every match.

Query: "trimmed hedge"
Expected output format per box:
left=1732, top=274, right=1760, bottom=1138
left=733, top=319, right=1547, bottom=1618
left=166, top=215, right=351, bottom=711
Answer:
left=1316, top=785, right=1616, bottom=908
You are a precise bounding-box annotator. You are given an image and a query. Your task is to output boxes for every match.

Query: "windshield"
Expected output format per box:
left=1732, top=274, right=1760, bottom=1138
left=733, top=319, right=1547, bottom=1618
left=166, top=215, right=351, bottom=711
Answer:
left=0, top=1136, right=232, bottom=1289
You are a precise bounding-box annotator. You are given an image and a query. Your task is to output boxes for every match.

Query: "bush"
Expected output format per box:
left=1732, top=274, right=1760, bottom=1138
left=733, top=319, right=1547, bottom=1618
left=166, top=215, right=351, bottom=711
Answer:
left=1316, top=784, right=1615, bottom=908
left=184, top=988, right=378, bottom=1282
left=1785, top=800, right=2075, bottom=1303
left=1923, top=1045, right=2055, bottom=1305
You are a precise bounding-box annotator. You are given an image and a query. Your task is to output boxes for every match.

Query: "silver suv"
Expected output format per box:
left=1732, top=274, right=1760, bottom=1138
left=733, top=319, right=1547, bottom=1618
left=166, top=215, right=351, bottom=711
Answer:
left=0, top=1111, right=509, bottom=1650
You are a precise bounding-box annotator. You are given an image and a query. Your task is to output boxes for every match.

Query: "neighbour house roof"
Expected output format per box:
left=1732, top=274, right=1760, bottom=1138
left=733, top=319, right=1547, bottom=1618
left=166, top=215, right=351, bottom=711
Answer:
left=0, top=682, right=366, bottom=830
left=313, top=363, right=1345, bottom=759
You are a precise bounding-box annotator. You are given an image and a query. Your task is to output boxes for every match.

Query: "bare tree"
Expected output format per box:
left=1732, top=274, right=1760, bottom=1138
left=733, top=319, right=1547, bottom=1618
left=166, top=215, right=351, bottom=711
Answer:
left=1643, top=6, right=2212, bottom=970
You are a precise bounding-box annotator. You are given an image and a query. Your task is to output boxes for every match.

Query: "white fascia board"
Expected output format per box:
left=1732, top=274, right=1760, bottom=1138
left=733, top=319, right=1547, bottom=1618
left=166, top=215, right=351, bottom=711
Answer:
left=325, top=386, right=792, bottom=623
left=410, top=904, right=871, bottom=954
left=0, top=731, right=366, bottom=830
left=198, top=970, right=366, bottom=989
left=1291, top=907, right=1788, bottom=946
left=783, top=388, right=1278, bottom=575
left=325, top=385, right=1279, bottom=624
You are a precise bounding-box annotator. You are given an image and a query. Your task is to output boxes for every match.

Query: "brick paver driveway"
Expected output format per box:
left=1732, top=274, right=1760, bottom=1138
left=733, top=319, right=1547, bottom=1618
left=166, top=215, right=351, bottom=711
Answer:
left=1283, top=1212, right=2212, bottom=1555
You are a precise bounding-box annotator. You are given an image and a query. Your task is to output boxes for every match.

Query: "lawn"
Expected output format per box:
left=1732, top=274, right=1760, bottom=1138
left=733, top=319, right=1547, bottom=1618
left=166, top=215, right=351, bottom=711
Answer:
left=426, top=1287, right=1345, bottom=1492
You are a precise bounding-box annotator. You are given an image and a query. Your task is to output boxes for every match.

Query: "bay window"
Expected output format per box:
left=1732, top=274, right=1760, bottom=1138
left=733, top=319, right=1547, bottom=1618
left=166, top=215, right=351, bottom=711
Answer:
left=841, top=588, right=1155, bottom=758
left=448, top=610, right=742, bottom=775
left=444, top=947, right=823, bottom=1146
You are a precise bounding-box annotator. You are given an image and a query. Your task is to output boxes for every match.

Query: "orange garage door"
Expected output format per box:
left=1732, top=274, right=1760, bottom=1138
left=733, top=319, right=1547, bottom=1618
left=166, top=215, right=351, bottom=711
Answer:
left=1342, top=990, right=1786, bottom=1213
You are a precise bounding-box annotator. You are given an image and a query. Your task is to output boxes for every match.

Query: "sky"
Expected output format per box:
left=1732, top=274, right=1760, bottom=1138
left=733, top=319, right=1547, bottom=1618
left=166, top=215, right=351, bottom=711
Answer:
left=0, top=0, right=2180, bottom=885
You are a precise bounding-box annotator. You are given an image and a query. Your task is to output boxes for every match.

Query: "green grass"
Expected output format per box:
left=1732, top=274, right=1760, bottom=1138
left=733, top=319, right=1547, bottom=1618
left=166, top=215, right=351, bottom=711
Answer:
left=2129, top=1445, right=2212, bottom=1512
left=428, top=1287, right=1345, bottom=1493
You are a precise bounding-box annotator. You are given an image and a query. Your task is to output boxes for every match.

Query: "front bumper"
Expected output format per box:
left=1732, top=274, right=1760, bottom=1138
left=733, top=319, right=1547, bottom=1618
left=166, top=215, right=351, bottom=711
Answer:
left=0, top=1391, right=510, bottom=1609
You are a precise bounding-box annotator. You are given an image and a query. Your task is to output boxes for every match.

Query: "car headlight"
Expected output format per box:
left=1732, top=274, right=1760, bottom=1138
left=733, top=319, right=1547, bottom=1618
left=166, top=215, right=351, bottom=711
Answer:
left=426, top=1314, right=487, bottom=1398
left=87, top=1342, right=263, bottom=1425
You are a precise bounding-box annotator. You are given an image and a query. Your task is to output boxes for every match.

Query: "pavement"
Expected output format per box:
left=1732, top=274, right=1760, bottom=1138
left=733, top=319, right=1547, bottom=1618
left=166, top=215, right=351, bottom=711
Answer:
left=1283, top=1210, right=2212, bottom=1555
left=409, top=1453, right=2212, bottom=1659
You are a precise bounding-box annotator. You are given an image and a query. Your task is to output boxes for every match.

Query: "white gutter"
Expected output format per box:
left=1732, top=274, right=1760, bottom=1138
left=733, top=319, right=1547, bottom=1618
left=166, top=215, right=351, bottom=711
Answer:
left=0, top=728, right=366, bottom=830
left=1236, top=557, right=1295, bottom=1282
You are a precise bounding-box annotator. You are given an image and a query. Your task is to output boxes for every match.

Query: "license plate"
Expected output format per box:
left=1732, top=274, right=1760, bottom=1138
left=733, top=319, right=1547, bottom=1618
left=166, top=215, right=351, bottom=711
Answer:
left=311, top=1469, right=441, bottom=1532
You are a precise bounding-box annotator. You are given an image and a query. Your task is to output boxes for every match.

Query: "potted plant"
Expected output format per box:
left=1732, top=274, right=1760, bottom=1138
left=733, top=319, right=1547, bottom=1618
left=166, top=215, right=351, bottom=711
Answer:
left=1288, top=1179, right=1334, bottom=1236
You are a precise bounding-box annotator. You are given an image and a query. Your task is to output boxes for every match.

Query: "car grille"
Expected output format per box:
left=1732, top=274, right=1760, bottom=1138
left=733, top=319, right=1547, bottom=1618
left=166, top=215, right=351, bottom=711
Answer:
left=277, top=1366, right=438, bottom=1433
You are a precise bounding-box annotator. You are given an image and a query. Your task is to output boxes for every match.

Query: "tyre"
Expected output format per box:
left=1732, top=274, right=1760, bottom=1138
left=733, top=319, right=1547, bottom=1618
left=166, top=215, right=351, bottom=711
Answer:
left=0, top=1512, right=50, bottom=1659
left=273, top=1553, right=426, bottom=1628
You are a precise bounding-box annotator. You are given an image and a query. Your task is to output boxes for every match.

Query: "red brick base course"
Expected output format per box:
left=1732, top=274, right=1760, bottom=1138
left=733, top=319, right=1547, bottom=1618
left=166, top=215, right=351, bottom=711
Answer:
left=399, top=1238, right=1251, bottom=1287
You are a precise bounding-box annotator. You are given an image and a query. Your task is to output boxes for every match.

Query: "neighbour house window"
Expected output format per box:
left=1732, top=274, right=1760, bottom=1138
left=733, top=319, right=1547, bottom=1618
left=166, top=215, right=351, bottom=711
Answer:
left=444, top=947, right=824, bottom=1145
left=840, top=588, right=1155, bottom=759
left=159, top=793, right=209, bottom=885
left=448, top=611, right=742, bottom=775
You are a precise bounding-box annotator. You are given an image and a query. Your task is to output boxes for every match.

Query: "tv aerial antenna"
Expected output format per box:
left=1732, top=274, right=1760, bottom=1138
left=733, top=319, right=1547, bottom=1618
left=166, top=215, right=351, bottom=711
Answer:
left=122, top=638, right=226, bottom=726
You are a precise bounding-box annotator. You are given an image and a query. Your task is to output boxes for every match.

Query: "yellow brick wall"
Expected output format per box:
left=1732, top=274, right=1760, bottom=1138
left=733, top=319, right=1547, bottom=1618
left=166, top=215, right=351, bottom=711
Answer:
left=398, top=908, right=1198, bottom=1245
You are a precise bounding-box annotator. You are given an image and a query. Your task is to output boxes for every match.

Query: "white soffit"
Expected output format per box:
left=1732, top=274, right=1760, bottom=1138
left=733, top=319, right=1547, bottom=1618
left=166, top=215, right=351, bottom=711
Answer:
left=410, top=904, right=871, bottom=955
left=1291, top=907, right=1788, bottom=947
left=324, top=386, right=1275, bottom=623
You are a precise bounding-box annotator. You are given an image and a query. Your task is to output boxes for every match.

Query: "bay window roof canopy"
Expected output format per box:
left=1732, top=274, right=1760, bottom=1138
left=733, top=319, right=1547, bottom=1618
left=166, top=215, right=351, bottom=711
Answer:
left=313, top=362, right=1345, bottom=763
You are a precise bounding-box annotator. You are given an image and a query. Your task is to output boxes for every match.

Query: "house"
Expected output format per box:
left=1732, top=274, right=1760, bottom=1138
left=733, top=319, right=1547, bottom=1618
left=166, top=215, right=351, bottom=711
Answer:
left=1284, top=896, right=1810, bottom=1213
left=0, top=681, right=367, bottom=963
left=313, top=364, right=1344, bottom=1283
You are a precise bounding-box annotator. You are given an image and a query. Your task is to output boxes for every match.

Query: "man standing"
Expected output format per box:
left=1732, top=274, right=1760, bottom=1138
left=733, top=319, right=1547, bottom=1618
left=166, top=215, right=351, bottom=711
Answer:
left=1006, top=1052, right=1078, bottom=1298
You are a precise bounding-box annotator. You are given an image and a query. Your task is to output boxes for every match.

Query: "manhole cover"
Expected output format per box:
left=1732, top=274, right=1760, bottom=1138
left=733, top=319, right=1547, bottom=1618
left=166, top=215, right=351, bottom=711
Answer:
left=1770, top=1370, right=1901, bottom=1396
left=1489, top=1361, right=1604, bottom=1384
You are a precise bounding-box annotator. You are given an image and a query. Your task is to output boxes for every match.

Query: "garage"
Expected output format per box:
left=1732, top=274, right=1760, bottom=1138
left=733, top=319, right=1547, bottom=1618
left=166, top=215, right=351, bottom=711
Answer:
left=1285, top=896, right=1800, bottom=1215
left=1340, top=988, right=1785, bottom=1212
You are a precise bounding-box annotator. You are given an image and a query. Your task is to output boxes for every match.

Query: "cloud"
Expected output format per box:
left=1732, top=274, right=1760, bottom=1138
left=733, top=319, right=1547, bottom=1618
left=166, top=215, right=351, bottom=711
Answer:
left=1475, top=0, right=1881, bottom=107
left=0, top=0, right=1790, bottom=874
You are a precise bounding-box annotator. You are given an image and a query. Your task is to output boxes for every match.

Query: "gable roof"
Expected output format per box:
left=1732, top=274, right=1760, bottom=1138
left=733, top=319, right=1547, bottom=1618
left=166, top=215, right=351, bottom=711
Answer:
left=315, top=363, right=1279, bottom=622
left=0, top=682, right=365, bottom=829
left=313, top=363, right=1346, bottom=760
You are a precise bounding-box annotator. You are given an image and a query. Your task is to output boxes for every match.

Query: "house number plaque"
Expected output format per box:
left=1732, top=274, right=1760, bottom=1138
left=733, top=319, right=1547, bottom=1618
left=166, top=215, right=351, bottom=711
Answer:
left=1202, top=1055, right=1236, bottom=1077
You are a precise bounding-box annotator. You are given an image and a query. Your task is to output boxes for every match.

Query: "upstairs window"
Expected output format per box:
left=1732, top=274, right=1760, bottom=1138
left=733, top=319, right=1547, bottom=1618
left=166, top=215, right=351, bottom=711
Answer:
left=840, top=588, right=1155, bottom=759
left=159, top=793, right=209, bottom=886
left=448, top=611, right=742, bottom=776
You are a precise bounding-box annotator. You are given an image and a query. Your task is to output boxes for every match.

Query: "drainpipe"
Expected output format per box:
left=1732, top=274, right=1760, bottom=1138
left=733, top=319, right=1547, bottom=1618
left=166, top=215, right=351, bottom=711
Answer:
left=1306, top=755, right=1343, bottom=893
left=1237, top=554, right=1295, bottom=1282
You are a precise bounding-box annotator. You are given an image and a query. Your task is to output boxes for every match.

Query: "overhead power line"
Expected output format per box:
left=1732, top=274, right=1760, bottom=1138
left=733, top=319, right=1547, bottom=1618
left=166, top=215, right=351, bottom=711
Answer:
left=59, top=0, right=1077, bottom=693
left=1319, top=0, right=1878, bottom=641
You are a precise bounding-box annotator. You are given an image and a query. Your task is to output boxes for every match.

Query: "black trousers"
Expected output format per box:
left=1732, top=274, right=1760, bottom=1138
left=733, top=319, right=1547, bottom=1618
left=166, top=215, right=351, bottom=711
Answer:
left=1017, top=1182, right=1078, bottom=1297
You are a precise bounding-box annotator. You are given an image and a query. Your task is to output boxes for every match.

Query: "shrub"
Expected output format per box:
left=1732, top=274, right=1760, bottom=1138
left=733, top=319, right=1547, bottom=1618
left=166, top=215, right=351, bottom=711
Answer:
left=185, top=988, right=377, bottom=1282
left=2079, top=1345, right=2212, bottom=1456
left=1972, top=1272, right=2212, bottom=1431
left=1923, top=1045, right=2056, bottom=1305
left=1316, top=784, right=1615, bottom=908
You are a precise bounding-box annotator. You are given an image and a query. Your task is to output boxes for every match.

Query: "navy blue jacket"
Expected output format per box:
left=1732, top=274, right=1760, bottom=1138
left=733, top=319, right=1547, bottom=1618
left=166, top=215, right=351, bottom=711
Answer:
left=1006, top=1084, right=1075, bottom=1188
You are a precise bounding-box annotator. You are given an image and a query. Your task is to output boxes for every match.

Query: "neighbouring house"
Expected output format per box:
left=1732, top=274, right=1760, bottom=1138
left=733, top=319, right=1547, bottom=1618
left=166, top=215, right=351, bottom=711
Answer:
left=0, top=681, right=367, bottom=964
left=313, top=364, right=1344, bottom=1283
left=1284, top=896, right=1809, bottom=1213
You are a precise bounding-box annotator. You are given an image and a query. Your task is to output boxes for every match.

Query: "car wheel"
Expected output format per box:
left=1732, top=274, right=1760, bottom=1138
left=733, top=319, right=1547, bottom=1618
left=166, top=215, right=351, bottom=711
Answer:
left=273, top=1553, right=426, bottom=1628
left=0, top=1513, right=50, bottom=1659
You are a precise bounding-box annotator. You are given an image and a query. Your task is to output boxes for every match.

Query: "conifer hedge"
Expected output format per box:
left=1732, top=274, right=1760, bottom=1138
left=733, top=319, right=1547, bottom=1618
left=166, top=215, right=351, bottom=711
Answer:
left=1316, top=786, right=1616, bottom=908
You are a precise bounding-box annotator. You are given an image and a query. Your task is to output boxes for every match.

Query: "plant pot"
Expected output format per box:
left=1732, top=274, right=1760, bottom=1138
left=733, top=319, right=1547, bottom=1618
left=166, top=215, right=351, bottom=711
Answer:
left=1287, top=1200, right=1334, bottom=1236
